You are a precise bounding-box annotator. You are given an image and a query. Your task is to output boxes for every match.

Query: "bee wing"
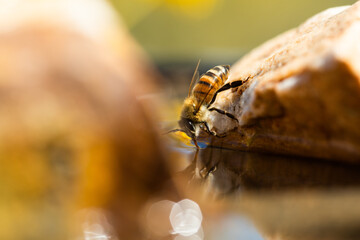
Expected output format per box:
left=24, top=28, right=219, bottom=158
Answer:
left=188, top=59, right=201, bottom=97
left=195, top=81, right=215, bottom=112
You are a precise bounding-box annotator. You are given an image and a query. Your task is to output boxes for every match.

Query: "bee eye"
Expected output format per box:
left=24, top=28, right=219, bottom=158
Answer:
left=188, top=121, right=195, bottom=132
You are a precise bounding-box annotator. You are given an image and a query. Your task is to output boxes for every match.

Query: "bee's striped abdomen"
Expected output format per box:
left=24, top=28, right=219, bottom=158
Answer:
left=193, top=65, right=230, bottom=104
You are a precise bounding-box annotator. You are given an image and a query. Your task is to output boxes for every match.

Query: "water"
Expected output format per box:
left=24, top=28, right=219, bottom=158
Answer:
left=159, top=143, right=360, bottom=240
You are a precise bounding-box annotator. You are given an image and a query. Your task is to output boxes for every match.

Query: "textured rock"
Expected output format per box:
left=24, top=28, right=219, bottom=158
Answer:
left=205, top=3, right=360, bottom=162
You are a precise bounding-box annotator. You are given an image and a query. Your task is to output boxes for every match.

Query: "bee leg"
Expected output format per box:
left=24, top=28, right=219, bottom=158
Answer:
left=215, top=133, right=227, bottom=138
left=207, top=84, right=231, bottom=107
left=208, top=107, right=238, bottom=122
left=193, top=138, right=200, bottom=149
left=208, top=79, right=245, bottom=107
left=199, top=121, right=216, bottom=136
left=200, top=121, right=228, bottom=138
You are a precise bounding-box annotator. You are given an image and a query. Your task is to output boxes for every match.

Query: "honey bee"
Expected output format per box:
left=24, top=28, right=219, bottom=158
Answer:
left=171, top=61, right=245, bottom=148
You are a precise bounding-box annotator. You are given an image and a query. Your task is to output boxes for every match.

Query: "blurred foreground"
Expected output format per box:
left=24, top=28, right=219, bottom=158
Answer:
left=0, top=1, right=170, bottom=239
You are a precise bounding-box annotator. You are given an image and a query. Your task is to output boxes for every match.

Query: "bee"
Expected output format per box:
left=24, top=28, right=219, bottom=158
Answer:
left=171, top=61, right=245, bottom=148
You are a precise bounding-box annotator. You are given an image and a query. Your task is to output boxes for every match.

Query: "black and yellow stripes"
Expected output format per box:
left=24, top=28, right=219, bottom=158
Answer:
left=192, top=65, right=230, bottom=105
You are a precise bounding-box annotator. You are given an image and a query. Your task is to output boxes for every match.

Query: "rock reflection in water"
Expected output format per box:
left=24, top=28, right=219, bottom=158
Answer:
left=186, top=147, right=360, bottom=194
left=181, top=147, right=360, bottom=240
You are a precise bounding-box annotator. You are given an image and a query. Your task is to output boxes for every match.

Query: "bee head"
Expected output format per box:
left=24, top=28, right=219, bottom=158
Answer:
left=178, top=117, right=196, bottom=140
left=178, top=97, right=200, bottom=148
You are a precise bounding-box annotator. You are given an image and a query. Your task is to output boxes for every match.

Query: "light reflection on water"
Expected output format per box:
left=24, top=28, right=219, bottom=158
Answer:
left=170, top=199, right=202, bottom=237
left=76, top=208, right=117, bottom=240
left=144, top=196, right=263, bottom=240
left=146, top=199, right=204, bottom=239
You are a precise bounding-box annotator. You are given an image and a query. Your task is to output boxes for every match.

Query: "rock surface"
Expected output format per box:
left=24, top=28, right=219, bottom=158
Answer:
left=206, top=3, right=360, bottom=162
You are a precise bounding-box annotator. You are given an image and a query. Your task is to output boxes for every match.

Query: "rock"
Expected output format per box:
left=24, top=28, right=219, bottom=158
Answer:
left=205, top=3, right=360, bottom=162
left=0, top=1, right=171, bottom=240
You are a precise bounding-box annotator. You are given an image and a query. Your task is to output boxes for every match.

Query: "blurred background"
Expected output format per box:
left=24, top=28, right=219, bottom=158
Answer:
left=111, top=0, right=357, bottom=96
left=0, top=0, right=359, bottom=240
left=112, top=0, right=356, bottom=62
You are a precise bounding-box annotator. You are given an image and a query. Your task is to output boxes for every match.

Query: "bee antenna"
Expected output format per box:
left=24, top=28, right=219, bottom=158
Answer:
left=188, top=59, right=201, bottom=97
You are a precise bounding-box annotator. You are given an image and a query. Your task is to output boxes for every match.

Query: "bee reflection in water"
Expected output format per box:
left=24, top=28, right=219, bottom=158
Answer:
left=183, top=147, right=360, bottom=195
